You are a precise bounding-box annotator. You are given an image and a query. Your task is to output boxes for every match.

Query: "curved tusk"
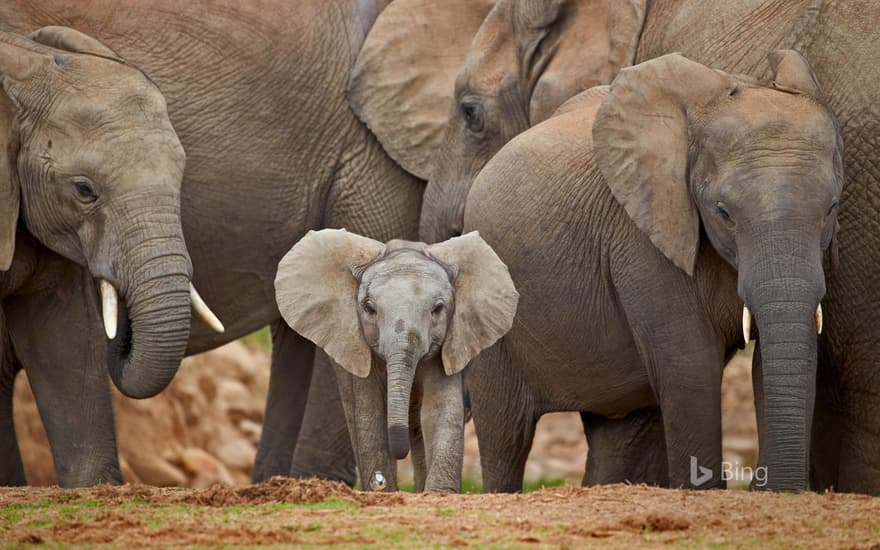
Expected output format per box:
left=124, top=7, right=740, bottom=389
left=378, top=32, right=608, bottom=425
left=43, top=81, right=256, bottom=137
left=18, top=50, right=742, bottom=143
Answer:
left=816, top=304, right=823, bottom=335
left=190, top=284, right=225, bottom=333
left=742, top=305, right=752, bottom=346
left=99, top=279, right=118, bottom=340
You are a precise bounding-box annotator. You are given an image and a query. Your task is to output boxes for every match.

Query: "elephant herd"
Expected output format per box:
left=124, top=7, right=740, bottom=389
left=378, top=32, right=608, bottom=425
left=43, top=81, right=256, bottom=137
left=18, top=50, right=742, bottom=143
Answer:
left=0, top=0, right=879, bottom=496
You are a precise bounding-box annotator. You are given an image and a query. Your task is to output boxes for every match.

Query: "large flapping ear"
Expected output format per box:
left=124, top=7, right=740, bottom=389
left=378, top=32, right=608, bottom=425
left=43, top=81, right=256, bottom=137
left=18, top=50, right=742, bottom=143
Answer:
left=348, top=0, right=494, bottom=180
left=0, top=93, right=18, bottom=271
left=527, top=0, right=646, bottom=124
left=593, top=53, right=735, bottom=276
left=0, top=33, right=55, bottom=271
left=275, top=229, right=386, bottom=378
left=768, top=49, right=824, bottom=101
left=29, top=26, right=124, bottom=62
left=427, top=231, right=519, bottom=375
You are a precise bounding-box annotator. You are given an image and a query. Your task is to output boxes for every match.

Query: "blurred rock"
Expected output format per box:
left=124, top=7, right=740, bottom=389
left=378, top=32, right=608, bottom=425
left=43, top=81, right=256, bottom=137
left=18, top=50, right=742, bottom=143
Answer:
left=13, top=341, right=270, bottom=488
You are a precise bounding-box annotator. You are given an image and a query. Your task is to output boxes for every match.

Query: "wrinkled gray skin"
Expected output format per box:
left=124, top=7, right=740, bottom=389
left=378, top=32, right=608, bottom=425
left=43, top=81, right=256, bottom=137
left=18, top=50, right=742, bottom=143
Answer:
left=465, top=53, right=842, bottom=492
left=342, top=246, right=463, bottom=492
left=0, top=28, right=190, bottom=486
left=421, top=0, right=880, bottom=495
left=417, top=0, right=668, bottom=488
left=633, top=0, right=880, bottom=496
left=275, top=230, right=517, bottom=492
left=2, top=0, right=422, bottom=487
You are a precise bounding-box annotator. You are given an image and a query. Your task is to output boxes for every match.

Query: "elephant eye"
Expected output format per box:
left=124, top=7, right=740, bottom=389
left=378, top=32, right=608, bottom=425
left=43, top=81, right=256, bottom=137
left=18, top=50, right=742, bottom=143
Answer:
left=827, top=198, right=839, bottom=217
left=716, top=202, right=732, bottom=223
left=362, top=300, right=376, bottom=316
left=432, top=302, right=445, bottom=316
left=460, top=100, right=484, bottom=134
left=72, top=177, right=99, bottom=203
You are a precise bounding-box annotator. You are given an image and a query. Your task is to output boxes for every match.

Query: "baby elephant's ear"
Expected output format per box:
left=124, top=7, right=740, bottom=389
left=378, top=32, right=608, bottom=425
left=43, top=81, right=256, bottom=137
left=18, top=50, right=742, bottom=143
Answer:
left=768, top=49, right=824, bottom=100
left=275, top=229, right=385, bottom=378
left=427, top=232, right=519, bottom=375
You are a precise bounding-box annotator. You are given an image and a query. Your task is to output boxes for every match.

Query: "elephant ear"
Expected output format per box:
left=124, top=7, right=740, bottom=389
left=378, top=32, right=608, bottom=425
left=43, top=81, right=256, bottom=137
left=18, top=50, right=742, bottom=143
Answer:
left=29, top=26, right=124, bottom=63
left=275, top=229, right=386, bottom=378
left=348, top=0, right=494, bottom=180
left=0, top=93, right=18, bottom=272
left=0, top=34, right=55, bottom=271
left=427, top=232, right=519, bottom=375
left=768, top=49, right=824, bottom=100
left=527, top=0, right=646, bottom=124
left=593, top=53, right=735, bottom=276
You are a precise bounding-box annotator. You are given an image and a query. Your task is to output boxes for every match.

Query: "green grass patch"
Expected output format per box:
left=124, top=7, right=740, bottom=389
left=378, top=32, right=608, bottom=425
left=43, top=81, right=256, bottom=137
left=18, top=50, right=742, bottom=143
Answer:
left=523, top=478, right=566, bottom=492
left=240, top=326, right=272, bottom=350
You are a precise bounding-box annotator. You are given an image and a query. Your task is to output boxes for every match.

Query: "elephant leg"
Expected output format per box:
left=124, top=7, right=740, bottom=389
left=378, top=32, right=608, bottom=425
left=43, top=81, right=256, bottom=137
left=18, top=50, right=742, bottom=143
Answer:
left=419, top=358, right=464, bottom=493
left=334, top=361, right=397, bottom=491
left=648, top=339, right=724, bottom=489
left=581, top=407, right=668, bottom=487
left=5, top=268, right=121, bottom=487
left=0, top=313, right=26, bottom=486
left=408, top=378, right=427, bottom=492
left=616, top=270, right=724, bottom=489
left=810, top=343, right=880, bottom=494
left=253, top=319, right=316, bottom=482
left=468, top=341, right=536, bottom=493
left=289, top=350, right=356, bottom=485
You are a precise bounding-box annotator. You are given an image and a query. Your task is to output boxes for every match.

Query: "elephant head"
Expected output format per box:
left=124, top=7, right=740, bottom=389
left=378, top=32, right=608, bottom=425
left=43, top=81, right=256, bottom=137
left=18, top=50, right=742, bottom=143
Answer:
left=348, top=0, right=646, bottom=243
left=0, top=28, right=221, bottom=398
left=275, top=229, right=518, bottom=465
left=592, top=51, right=843, bottom=491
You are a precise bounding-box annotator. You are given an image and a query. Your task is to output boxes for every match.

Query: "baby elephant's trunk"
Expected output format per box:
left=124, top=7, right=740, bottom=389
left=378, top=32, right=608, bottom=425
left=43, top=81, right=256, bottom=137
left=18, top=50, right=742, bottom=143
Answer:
left=385, top=333, right=421, bottom=460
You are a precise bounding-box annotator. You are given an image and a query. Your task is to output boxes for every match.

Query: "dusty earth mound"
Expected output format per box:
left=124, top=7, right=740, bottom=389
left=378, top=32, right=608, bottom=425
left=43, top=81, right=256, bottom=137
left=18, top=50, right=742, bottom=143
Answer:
left=13, top=341, right=757, bottom=488
left=1, top=481, right=878, bottom=548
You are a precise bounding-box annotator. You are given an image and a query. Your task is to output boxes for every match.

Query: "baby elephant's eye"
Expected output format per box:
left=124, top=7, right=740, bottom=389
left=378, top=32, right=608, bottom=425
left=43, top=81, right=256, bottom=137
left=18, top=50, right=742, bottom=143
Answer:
left=362, top=300, right=376, bottom=316
left=432, top=302, right=445, bottom=316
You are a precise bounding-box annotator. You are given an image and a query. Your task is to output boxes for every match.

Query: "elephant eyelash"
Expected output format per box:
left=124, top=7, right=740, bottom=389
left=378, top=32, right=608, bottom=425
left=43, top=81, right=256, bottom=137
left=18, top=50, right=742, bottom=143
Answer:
left=827, top=199, right=839, bottom=216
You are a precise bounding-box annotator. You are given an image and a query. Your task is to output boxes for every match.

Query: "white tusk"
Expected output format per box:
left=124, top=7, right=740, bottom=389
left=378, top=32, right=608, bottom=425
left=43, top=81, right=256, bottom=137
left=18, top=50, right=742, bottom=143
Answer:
left=99, top=279, right=118, bottom=340
left=816, top=304, right=823, bottom=335
left=742, top=305, right=752, bottom=346
left=189, top=284, right=225, bottom=333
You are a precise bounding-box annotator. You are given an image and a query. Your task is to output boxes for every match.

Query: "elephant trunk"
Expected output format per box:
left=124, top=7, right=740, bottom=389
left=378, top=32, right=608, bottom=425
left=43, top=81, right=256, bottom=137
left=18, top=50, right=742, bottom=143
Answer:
left=419, top=178, right=468, bottom=244
left=384, top=334, right=420, bottom=460
left=107, top=202, right=194, bottom=399
left=740, top=224, right=825, bottom=491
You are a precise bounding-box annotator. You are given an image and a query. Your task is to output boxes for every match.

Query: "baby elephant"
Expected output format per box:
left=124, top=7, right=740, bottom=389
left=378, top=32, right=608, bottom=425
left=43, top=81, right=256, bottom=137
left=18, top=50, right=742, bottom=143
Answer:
left=275, top=229, right=518, bottom=492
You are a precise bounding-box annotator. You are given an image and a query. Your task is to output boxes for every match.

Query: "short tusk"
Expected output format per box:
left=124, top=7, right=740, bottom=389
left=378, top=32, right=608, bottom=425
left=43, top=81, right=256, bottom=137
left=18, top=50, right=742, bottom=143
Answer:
left=742, top=305, right=752, bottom=346
left=99, top=280, right=118, bottom=340
left=189, top=284, right=225, bottom=333
left=816, top=304, right=823, bottom=335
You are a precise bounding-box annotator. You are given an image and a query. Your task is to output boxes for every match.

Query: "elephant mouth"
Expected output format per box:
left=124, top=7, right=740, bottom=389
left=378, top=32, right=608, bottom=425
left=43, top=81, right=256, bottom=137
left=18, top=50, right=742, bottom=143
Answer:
left=107, top=297, right=133, bottom=368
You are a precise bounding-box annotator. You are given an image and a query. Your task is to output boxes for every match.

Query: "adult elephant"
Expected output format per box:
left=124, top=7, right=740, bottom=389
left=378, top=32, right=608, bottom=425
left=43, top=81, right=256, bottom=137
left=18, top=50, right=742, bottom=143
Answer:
left=2, top=0, right=486, bottom=487
left=0, top=27, right=222, bottom=486
left=464, top=51, right=841, bottom=491
left=364, top=0, right=880, bottom=494
left=353, top=0, right=669, bottom=488
left=633, top=0, right=880, bottom=496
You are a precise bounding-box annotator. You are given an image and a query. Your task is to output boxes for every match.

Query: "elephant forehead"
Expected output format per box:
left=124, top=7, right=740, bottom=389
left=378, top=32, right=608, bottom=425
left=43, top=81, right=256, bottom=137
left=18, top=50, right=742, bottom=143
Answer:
left=361, top=254, right=452, bottom=295
left=706, top=88, right=836, bottom=152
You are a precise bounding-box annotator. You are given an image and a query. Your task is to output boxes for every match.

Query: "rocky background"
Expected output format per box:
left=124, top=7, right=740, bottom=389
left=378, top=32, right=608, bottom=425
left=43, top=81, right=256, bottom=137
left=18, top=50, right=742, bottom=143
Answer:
left=13, top=341, right=757, bottom=488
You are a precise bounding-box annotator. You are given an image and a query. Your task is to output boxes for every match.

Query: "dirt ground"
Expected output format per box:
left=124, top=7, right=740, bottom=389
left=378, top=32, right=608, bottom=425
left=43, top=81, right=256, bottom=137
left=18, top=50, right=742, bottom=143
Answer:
left=5, top=346, right=877, bottom=548
left=1, top=478, right=879, bottom=548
